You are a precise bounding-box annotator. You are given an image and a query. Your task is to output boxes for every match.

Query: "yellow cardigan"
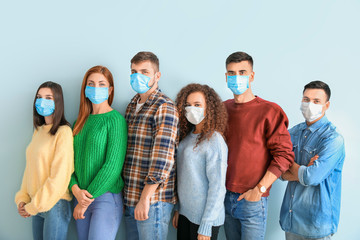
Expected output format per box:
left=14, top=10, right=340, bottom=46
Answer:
left=15, top=124, right=74, bottom=215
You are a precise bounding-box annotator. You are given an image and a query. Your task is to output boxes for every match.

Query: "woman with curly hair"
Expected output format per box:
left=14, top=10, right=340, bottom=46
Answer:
left=172, top=83, right=228, bottom=240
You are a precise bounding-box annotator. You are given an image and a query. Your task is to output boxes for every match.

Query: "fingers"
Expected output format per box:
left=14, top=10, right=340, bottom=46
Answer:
left=197, top=234, right=210, bottom=240
left=172, top=215, right=178, bottom=229
left=237, top=194, right=244, bottom=201
left=84, top=190, right=93, bottom=199
left=134, top=209, right=149, bottom=221
left=73, top=205, right=85, bottom=220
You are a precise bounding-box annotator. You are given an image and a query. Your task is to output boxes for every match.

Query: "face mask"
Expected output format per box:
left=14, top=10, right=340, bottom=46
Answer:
left=300, top=102, right=323, bottom=122
left=130, top=73, right=154, bottom=94
left=227, top=75, right=250, bottom=95
left=35, top=98, right=55, bottom=117
left=185, top=106, right=205, bottom=125
left=85, top=86, right=109, bottom=104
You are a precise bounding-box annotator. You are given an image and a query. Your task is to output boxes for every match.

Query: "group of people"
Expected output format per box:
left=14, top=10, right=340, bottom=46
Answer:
left=15, top=51, right=345, bottom=240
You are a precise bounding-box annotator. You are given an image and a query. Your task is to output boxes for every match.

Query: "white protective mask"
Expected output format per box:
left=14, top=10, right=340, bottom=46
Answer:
left=300, top=102, right=323, bottom=122
left=185, top=106, right=205, bottom=125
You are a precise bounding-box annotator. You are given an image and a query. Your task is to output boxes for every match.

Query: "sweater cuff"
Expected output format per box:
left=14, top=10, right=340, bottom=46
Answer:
left=267, top=165, right=283, bottom=178
left=298, top=165, right=308, bottom=186
left=25, top=202, right=39, bottom=216
left=15, top=194, right=31, bottom=207
left=198, top=222, right=212, bottom=237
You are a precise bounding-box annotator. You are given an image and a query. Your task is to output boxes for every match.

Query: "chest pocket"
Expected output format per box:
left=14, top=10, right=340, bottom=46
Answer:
left=303, top=145, right=317, bottom=165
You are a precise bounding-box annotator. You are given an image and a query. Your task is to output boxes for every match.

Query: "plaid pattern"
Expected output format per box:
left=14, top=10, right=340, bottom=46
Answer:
left=123, top=89, right=179, bottom=207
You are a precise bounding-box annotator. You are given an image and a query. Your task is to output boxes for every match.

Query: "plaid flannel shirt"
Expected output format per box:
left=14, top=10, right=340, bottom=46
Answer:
left=123, top=88, right=179, bottom=207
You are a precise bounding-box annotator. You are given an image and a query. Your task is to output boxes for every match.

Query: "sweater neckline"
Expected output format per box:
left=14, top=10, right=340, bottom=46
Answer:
left=89, top=109, right=116, bottom=118
left=233, top=96, right=260, bottom=106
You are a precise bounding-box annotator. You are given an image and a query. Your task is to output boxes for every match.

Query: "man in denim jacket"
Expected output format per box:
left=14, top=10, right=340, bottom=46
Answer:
left=280, top=81, right=345, bottom=240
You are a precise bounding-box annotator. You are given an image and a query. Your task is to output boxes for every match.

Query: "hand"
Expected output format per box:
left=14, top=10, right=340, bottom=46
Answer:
left=73, top=204, right=88, bottom=220
left=72, top=185, right=94, bottom=207
left=237, top=187, right=262, bottom=202
left=134, top=197, right=150, bottom=221
left=18, top=202, right=31, bottom=218
left=281, top=171, right=298, bottom=181
left=172, top=211, right=179, bottom=229
left=307, top=155, right=319, bottom=166
left=198, top=234, right=210, bottom=240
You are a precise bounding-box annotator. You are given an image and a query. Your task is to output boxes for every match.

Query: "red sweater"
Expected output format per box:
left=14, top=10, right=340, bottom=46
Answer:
left=224, top=97, right=294, bottom=197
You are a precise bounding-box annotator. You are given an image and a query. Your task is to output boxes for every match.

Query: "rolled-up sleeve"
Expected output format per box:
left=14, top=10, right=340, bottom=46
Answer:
left=144, top=103, right=178, bottom=185
left=266, top=109, right=295, bottom=177
left=298, top=134, right=345, bottom=186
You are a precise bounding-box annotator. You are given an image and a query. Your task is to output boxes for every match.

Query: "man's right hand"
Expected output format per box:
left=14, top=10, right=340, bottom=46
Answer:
left=71, top=184, right=94, bottom=207
left=307, top=155, right=319, bottom=166
left=172, top=211, right=179, bottom=229
left=134, top=197, right=150, bottom=221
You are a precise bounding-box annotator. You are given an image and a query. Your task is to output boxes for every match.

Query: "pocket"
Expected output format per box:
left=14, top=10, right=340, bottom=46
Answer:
left=236, top=198, right=263, bottom=219
left=303, top=145, right=317, bottom=165
left=111, top=193, right=122, bottom=208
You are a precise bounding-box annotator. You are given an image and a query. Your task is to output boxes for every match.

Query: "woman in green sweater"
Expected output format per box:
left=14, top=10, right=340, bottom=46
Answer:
left=69, top=65, right=127, bottom=240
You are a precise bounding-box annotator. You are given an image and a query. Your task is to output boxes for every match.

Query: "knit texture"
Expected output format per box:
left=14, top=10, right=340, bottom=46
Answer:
left=15, top=125, right=74, bottom=215
left=224, top=97, right=294, bottom=197
left=177, top=131, right=228, bottom=237
left=69, top=110, right=127, bottom=198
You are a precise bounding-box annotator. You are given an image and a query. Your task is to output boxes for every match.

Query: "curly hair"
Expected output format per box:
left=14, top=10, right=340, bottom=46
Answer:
left=175, top=83, right=228, bottom=147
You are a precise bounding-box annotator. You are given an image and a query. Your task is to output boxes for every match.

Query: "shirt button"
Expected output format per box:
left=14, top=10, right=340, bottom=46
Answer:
left=289, top=209, right=292, bottom=213
left=292, top=195, right=294, bottom=198
left=304, top=136, right=307, bottom=138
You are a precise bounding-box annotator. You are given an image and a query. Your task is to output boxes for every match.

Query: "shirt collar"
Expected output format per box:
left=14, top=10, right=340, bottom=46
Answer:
left=306, top=115, right=329, bottom=132
left=130, top=88, right=161, bottom=106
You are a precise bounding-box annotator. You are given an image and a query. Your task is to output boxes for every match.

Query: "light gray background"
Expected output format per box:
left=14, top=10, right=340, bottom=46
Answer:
left=1, top=0, right=359, bottom=239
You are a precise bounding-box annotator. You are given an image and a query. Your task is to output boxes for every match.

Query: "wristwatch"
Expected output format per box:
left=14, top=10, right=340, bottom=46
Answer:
left=257, top=183, right=266, bottom=193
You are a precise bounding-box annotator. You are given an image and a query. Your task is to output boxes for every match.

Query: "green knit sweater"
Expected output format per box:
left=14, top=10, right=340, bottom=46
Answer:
left=69, top=110, right=127, bottom=198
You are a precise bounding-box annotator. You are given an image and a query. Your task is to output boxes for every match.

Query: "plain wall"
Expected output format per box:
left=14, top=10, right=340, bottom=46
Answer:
left=1, top=0, right=359, bottom=239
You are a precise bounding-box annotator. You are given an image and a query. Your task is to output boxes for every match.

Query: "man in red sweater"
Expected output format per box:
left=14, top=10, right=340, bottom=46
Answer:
left=223, top=51, right=294, bottom=240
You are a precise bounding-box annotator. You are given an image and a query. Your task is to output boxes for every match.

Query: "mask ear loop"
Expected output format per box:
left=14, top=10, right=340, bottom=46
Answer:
left=148, top=72, right=159, bottom=89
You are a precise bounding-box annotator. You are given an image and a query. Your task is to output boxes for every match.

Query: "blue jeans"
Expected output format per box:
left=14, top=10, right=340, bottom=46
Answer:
left=286, top=232, right=332, bottom=240
left=74, top=192, right=123, bottom=240
left=124, top=201, right=174, bottom=240
left=32, top=199, right=71, bottom=240
left=224, top=191, right=268, bottom=240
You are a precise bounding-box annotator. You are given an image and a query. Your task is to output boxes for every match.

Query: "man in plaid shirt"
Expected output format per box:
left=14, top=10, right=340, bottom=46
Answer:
left=123, top=52, right=179, bottom=240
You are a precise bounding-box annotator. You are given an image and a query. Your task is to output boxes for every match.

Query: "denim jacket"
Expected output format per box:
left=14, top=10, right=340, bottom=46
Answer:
left=280, top=116, right=345, bottom=238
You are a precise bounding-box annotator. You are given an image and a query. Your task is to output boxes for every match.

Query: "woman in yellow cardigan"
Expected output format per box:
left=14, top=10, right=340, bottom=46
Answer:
left=15, top=81, right=74, bottom=240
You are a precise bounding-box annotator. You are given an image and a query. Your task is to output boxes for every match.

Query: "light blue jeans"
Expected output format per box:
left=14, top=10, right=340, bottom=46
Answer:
left=32, top=199, right=71, bottom=240
left=224, top=190, right=268, bottom=240
left=286, top=232, right=332, bottom=240
left=124, top=201, right=174, bottom=240
left=74, top=192, right=123, bottom=240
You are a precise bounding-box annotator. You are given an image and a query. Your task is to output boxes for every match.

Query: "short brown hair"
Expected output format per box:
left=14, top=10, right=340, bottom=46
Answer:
left=131, top=51, right=159, bottom=71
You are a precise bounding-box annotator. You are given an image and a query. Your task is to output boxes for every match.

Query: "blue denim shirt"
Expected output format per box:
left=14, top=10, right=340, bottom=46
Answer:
left=280, top=116, right=345, bottom=238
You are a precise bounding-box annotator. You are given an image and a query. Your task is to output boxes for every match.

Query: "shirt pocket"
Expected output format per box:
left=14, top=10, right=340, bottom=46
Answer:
left=303, top=145, right=317, bottom=166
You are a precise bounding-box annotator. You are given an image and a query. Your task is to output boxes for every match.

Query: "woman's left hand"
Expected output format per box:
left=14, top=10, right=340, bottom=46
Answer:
left=73, top=204, right=87, bottom=220
left=198, top=234, right=210, bottom=240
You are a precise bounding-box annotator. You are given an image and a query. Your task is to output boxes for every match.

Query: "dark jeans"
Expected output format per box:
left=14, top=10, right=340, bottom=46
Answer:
left=177, top=214, right=220, bottom=240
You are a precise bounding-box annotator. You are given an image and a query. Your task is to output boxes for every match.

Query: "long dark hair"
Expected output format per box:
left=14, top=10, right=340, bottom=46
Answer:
left=33, top=81, right=70, bottom=135
left=175, top=83, right=228, bottom=147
